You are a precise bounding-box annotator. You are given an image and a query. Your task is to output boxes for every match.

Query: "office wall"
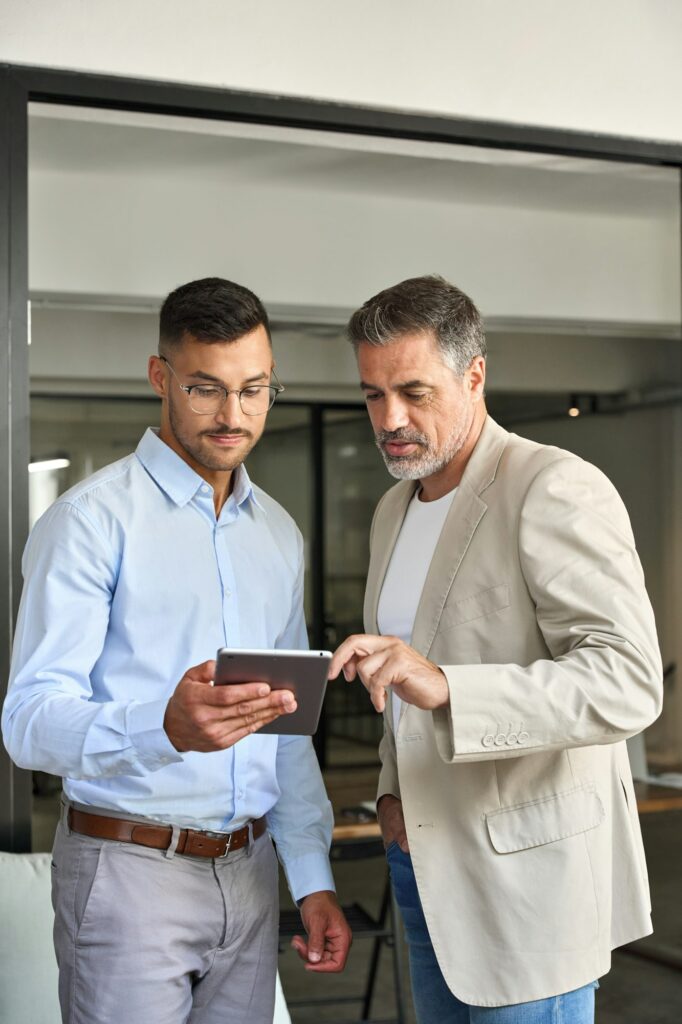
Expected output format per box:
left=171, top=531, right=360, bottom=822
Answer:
left=2, top=1, right=682, bottom=143
left=28, top=166, right=681, bottom=325
left=28, top=308, right=681, bottom=399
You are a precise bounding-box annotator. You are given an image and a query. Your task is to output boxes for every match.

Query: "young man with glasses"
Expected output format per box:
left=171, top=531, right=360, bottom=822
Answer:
left=3, top=277, right=351, bottom=1024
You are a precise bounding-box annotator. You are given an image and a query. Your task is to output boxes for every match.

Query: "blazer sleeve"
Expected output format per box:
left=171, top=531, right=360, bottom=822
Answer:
left=377, top=721, right=401, bottom=802
left=432, top=456, right=663, bottom=763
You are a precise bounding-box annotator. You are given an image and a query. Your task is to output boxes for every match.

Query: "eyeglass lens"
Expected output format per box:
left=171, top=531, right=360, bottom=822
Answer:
left=188, top=385, right=277, bottom=416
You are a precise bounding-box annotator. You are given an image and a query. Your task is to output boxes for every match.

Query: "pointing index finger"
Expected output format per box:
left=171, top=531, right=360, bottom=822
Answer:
left=328, top=634, right=388, bottom=680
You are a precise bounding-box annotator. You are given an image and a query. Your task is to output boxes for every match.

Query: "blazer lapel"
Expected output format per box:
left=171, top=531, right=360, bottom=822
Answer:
left=409, top=482, right=487, bottom=655
left=411, top=416, right=509, bottom=656
left=363, top=480, right=416, bottom=633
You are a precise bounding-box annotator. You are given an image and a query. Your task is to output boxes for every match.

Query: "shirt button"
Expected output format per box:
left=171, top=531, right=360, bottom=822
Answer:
left=482, top=734, right=495, bottom=748
left=201, top=484, right=210, bottom=493
left=517, top=731, right=529, bottom=745
left=494, top=733, right=507, bottom=746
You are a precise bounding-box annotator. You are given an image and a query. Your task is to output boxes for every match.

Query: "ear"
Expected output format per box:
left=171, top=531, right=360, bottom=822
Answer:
left=148, top=355, right=167, bottom=399
left=467, top=356, right=486, bottom=401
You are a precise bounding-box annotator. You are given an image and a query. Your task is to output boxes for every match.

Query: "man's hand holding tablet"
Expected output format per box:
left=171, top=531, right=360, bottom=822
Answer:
left=214, top=648, right=331, bottom=735
left=163, top=658, right=298, bottom=752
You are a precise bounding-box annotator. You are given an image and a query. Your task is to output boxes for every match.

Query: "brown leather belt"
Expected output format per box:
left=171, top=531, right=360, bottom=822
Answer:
left=68, top=807, right=266, bottom=859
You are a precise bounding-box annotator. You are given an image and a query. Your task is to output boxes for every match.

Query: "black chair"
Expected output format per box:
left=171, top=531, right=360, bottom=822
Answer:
left=279, top=835, right=406, bottom=1023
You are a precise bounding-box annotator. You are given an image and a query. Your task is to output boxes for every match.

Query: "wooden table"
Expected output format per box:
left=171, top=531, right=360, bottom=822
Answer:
left=634, top=781, right=682, bottom=814
left=332, top=819, right=382, bottom=841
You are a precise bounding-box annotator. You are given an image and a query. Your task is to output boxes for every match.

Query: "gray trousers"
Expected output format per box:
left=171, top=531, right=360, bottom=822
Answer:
left=51, top=815, right=279, bottom=1024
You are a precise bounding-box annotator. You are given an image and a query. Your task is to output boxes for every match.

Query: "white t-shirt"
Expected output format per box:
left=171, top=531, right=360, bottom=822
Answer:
left=377, top=486, right=458, bottom=732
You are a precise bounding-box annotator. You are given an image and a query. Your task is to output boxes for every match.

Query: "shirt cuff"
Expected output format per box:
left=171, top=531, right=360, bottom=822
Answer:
left=126, top=698, right=185, bottom=771
left=282, top=851, right=336, bottom=904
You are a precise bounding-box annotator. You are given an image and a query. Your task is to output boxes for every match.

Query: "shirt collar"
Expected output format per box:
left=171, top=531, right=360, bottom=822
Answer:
left=135, top=428, right=263, bottom=512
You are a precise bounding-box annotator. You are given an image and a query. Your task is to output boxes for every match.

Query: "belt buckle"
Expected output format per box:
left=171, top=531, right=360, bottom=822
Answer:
left=218, top=832, right=234, bottom=858
left=197, top=829, right=233, bottom=859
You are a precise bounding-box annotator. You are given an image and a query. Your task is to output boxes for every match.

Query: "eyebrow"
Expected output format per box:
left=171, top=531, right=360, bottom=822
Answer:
left=187, top=370, right=269, bottom=386
left=360, top=379, right=433, bottom=391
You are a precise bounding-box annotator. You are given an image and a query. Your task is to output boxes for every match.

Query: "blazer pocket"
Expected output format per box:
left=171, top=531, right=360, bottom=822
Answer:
left=485, top=782, right=605, bottom=854
left=437, top=583, right=510, bottom=632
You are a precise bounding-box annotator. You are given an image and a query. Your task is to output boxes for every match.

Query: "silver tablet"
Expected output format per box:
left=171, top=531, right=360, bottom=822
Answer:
left=214, top=648, right=331, bottom=735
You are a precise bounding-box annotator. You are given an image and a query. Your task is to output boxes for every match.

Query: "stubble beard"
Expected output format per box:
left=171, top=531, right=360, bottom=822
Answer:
left=376, top=413, right=472, bottom=481
left=168, top=400, right=257, bottom=472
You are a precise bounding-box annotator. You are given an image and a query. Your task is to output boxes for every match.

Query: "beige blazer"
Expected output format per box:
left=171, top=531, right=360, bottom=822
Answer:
left=364, top=416, right=662, bottom=1007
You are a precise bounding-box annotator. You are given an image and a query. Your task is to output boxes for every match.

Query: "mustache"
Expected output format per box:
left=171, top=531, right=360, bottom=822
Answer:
left=375, top=428, right=428, bottom=448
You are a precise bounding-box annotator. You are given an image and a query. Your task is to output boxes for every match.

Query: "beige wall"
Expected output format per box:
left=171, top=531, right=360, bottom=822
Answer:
left=3, top=1, right=682, bottom=143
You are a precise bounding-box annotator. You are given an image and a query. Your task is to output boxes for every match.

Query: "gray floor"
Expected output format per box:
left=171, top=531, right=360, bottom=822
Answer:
left=32, top=788, right=682, bottom=1023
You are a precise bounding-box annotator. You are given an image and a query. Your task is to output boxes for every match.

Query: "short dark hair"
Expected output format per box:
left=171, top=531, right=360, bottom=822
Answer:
left=159, top=277, right=270, bottom=353
left=347, top=274, right=486, bottom=375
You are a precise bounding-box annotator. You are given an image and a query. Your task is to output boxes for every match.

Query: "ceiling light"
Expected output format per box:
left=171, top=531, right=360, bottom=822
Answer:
left=568, top=394, right=580, bottom=417
left=28, top=457, right=71, bottom=474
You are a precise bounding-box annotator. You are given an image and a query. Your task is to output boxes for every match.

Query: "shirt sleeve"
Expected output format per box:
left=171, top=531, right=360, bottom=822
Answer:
left=432, top=457, right=663, bottom=763
left=2, top=501, right=183, bottom=779
left=267, top=527, right=335, bottom=902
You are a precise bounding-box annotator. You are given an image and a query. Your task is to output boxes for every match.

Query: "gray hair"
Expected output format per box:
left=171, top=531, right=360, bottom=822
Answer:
left=347, top=274, right=486, bottom=375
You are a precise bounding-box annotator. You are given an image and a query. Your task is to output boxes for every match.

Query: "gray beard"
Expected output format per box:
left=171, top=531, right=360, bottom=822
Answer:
left=380, top=446, right=455, bottom=480
left=376, top=426, right=467, bottom=481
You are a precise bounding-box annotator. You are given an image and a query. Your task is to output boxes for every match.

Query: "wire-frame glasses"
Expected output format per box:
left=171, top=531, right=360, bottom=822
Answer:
left=160, top=356, right=285, bottom=416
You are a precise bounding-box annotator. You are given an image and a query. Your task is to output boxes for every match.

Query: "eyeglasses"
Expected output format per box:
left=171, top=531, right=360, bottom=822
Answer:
left=160, top=356, right=285, bottom=416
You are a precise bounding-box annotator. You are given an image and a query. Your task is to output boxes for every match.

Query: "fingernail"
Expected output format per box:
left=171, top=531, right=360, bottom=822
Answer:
left=258, top=685, right=270, bottom=696
left=309, top=952, right=321, bottom=963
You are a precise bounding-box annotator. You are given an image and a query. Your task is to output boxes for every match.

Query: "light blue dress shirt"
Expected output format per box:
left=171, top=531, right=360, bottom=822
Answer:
left=3, top=428, right=334, bottom=900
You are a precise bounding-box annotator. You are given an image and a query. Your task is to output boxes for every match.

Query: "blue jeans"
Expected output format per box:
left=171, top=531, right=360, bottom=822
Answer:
left=386, top=842, right=597, bottom=1023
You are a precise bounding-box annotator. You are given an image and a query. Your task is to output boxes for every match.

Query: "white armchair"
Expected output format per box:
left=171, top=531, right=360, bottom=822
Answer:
left=0, top=852, right=60, bottom=1024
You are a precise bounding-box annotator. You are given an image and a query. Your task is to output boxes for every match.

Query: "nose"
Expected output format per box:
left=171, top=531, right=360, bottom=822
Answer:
left=214, top=390, right=244, bottom=427
left=380, top=395, right=410, bottom=433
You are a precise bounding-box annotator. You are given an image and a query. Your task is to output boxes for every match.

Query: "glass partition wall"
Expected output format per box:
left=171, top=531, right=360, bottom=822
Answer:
left=3, top=90, right=678, bottom=856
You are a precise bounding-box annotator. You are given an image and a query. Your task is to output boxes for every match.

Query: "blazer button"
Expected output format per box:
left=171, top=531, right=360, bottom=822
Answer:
left=482, top=734, right=495, bottom=747
left=494, top=734, right=507, bottom=746
left=507, top=733, right=518, bottom=745
left=517, top=731, right=529, bottom=745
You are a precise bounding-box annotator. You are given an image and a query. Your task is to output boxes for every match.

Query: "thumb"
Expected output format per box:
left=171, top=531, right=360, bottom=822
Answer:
left=306, top=915, right=326, bottom=964
left=186, top=659, right=216, bottom=685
